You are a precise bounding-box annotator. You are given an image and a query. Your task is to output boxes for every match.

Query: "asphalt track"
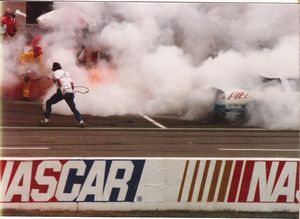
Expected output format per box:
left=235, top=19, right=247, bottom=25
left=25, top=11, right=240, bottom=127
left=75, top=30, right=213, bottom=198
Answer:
left=1, top=99, right=299, bottom=159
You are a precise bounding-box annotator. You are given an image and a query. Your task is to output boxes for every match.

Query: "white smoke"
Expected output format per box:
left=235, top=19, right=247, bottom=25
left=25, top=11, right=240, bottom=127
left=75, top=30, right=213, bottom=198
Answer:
left=37, top=3, right=298, bottom=129
left=246, top=86, right=300, bottom=129
left=2, top=35, right=27, bottom=87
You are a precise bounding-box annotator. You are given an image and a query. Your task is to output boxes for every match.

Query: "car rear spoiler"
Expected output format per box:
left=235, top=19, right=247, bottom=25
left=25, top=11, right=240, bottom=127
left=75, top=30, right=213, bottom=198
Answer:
left=259, top=76, right=299, bottom=91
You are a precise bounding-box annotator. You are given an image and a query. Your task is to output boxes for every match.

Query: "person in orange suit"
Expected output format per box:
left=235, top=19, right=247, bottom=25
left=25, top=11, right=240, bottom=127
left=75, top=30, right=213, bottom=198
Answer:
left=19, top=35, right=45, bottom=100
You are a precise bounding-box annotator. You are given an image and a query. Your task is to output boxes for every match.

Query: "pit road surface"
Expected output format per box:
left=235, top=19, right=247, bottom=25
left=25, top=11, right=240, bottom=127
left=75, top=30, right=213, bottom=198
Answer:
left=2, top=100, right=299, bottom=159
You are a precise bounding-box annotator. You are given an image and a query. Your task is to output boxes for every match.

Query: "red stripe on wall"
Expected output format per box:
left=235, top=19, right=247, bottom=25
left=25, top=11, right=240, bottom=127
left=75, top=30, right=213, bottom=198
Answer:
left=296, top=162, right=300, bottom=204
left=208, top=160, right=222, bottom=202
left=188, top=160, right=200, bottom=202
left=0, top=161, right=7, bottom=179
left=238, top=161, right=255, bottom=202
left=227, top=160, right=243, bottom=202
left=178, top=160, right=189, bottom=202
left=217, top=160, right=233, bottom=202
left=197, top=160, right=210, bottom=202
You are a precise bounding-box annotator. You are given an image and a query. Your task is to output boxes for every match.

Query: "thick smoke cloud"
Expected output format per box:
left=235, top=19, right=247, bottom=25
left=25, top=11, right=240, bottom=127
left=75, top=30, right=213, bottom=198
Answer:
left=8, top=3, right=300, bottom=129
left=2, top=35, right=27, bottom=87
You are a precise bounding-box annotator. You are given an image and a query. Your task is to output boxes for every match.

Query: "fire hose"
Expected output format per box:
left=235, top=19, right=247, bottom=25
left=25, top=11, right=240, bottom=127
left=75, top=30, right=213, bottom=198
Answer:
left=74, top=86, right=90, bottom=94
left=21, top=72, right=90, bottom=95
left=45, top=76, right=90, bottom=94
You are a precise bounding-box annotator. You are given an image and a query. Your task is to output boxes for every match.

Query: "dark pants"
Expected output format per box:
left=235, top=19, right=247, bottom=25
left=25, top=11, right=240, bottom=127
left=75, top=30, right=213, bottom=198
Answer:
left=45, top=89, right=82, bottom=122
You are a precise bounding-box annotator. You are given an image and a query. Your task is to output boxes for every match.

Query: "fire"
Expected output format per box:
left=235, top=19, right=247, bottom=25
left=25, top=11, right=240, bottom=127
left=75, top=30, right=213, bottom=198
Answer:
left=87, top=64, right=116, bottom=86
left=2, top=76, right=52, bottom=101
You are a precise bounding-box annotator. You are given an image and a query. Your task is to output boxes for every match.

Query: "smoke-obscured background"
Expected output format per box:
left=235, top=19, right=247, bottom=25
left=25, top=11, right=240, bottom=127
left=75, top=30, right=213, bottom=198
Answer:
left=3, top=3, right=299, bottom=129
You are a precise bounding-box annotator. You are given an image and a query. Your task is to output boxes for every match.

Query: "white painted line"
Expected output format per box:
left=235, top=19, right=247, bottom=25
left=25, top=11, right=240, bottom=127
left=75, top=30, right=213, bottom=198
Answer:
left=1, top=157, right=299, bottom=161
left=0, top=147, right=49, bottom=150
left=140, top=114, right=168, bottom=129
left=0, top=126, right=272, bottom=131
left=219, top=148, right=300, bottom=152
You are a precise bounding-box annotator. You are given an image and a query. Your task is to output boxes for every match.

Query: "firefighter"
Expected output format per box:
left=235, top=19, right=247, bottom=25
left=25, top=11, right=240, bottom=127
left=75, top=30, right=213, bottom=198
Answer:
left=19, top=35, right=45, bottom=100
left=1, top=8, right=17, bottom=39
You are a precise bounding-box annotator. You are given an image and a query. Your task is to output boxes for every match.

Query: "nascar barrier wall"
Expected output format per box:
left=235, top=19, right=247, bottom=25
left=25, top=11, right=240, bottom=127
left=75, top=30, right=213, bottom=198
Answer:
left=0, top=158, right=299, bottom=212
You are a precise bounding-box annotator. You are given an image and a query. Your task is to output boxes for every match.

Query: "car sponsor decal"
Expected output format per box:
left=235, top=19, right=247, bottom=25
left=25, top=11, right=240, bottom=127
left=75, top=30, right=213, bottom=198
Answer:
left=0, top=159, right=145, bottom=203
left=177, top=160, right=299, bottom=204
left=227, top=91, right=249, bottom=100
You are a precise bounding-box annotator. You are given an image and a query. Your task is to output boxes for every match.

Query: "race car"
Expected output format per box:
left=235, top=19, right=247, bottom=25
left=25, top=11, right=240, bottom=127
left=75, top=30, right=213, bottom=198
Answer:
left=213, top=88, right=250, bottom=122
left=212, top=76, right=299, bottom=123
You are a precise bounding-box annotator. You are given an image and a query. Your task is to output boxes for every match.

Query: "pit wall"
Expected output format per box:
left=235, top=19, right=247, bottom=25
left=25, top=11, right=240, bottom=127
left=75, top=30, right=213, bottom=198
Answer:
left=0, top=158, right=299, bottom=212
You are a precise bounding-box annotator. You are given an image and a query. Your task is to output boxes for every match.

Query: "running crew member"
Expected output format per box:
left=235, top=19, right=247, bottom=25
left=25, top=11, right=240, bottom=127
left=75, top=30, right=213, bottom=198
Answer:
left=40, top=62, right=85, bottom=127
